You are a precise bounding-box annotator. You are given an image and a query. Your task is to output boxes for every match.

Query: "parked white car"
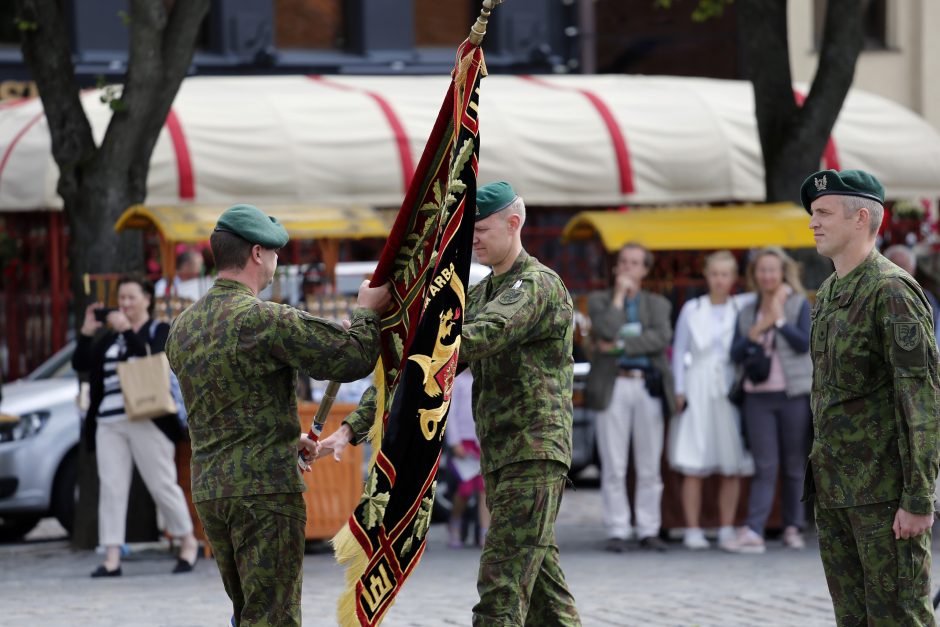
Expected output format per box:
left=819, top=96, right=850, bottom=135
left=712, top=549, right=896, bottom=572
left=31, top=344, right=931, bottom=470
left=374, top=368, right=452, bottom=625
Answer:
left=0, top=341, right=80, bottom=541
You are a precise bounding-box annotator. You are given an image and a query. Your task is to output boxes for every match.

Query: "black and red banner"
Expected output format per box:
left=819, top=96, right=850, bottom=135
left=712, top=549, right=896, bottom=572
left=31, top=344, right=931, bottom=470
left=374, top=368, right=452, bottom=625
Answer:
left=333, top=39, right=485, bottom=626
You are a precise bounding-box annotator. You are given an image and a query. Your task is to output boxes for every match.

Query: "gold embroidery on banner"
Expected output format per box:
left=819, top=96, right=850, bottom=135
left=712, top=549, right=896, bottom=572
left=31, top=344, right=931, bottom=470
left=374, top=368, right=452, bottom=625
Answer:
left=409, top=266, right=466, bottom=441
left=361, top=563, right=394, bottom=613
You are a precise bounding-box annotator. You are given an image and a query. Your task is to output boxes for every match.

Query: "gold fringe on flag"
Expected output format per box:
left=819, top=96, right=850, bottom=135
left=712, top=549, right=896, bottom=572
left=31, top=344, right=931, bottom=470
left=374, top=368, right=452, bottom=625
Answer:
left=332, top=360, right=387, bottom=626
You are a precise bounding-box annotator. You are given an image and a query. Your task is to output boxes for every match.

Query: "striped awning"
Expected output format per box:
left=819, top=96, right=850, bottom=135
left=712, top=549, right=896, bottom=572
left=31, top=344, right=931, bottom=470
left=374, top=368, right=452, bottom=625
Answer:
left=2, top=75, right=940, bottom=211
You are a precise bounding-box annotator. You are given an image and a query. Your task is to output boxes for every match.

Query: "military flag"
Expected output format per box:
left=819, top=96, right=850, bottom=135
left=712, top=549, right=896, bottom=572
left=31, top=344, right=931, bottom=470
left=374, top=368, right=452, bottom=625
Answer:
left=330, top=8, right=495, bottom=625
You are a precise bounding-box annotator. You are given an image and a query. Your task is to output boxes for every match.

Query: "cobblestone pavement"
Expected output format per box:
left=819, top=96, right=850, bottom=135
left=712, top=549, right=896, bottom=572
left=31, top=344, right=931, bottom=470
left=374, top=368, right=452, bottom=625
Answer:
left=4, top=487, right=940, bottom=626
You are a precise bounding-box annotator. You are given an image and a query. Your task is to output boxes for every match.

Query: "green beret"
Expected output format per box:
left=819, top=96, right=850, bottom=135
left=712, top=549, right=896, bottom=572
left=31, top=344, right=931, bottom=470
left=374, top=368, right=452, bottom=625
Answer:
left=214, top=204, right=289, bottom=248
left=800, top=169, right=885, bottom=215
left=476, top=181, right=518, bottom=220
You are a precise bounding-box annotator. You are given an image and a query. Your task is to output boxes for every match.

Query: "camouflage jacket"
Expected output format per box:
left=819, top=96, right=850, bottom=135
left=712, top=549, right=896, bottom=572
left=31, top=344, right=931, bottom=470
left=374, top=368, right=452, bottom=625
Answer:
left=166, top=279, right=381, bottom=502
left=460, top=251, right=574, bottom=474
left=807, top=250, right=940, bottom=514
left=343, top=252, right=575, bottom=474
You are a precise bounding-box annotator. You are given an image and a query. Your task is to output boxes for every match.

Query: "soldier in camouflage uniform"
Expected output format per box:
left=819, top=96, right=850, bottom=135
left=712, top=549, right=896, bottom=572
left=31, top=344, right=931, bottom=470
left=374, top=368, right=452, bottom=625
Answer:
left=461, top=182, right=580, bottom=626
left=319, top=182, right=581, bottom=626
left=165, top=204, right=390, bottom=627
left=802, top=170, right=940, bottom=626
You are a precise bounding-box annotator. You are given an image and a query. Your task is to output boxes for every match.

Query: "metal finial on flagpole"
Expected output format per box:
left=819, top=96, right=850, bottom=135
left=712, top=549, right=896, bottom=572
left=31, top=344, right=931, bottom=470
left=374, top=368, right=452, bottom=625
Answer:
left=469, top=0, right=504, bottom=46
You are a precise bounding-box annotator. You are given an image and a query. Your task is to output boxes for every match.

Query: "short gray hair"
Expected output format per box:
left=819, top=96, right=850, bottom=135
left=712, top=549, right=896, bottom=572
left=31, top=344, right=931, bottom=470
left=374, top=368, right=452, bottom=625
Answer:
left=842, top=196, right=884, bottom=236
left=504, top=195, right=526, bottom=226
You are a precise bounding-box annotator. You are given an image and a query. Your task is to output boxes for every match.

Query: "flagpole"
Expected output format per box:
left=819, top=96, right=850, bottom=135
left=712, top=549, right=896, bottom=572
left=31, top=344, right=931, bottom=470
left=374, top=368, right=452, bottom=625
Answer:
left=299, top=0, right=505, bottom=473
left=469, top=0, right=504, bottom=46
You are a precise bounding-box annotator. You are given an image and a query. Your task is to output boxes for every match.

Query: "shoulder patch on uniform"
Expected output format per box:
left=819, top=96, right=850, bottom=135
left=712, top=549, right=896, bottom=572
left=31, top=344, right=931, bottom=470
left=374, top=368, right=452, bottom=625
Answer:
left=498, top=288, right=524, bottom=305
left=894, top=322, right=921, bottom=351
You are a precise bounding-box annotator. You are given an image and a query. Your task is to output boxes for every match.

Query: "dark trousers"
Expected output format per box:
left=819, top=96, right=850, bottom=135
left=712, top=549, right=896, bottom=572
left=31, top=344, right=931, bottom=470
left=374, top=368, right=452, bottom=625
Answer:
left=196, top=493, right=307, bottom=627
left=816, top=501, right=934, bottom=626
left=742, top=391, right=812, bottom=534
left=472, top=460, right=581, bottom=627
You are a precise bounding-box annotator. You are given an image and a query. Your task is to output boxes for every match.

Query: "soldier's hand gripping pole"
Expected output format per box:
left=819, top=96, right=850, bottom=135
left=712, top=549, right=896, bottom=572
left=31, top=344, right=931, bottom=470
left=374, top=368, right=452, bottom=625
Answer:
left=298, top=380, right=341, bottom=472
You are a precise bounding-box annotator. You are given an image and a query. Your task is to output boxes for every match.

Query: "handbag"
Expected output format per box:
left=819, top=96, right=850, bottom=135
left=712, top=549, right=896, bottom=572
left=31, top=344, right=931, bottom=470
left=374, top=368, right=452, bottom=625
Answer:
left=116, top=339, right=179, bottom=422
left=643, top=367, right=665, bottom=399
left=741, top=334, right=773, bottom=384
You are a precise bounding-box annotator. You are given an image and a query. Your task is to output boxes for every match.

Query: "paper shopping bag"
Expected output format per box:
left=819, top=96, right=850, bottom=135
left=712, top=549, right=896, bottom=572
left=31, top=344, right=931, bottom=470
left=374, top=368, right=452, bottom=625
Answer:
left=117, top=352, right=178, bottom=421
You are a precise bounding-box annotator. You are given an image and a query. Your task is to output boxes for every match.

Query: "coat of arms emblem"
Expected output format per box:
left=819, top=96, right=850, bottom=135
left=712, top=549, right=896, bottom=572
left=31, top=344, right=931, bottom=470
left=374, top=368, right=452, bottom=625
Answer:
left=894, top=322, right=920, bottom=351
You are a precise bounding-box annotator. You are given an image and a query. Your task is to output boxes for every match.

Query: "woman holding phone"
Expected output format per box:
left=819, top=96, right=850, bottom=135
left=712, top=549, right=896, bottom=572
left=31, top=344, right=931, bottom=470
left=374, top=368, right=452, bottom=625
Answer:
left=73, top=274, right=197, bottom=577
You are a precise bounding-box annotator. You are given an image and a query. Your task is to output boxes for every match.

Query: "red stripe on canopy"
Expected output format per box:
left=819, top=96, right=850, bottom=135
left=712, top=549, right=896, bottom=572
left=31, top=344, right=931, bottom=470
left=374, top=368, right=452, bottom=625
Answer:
left=165, top=108, right=195, bottom=200
left=793, top=90, right=841, bottom=170
left=308, top=75, right=416, bottom=192
left=520, top=74, right=636, bottom=196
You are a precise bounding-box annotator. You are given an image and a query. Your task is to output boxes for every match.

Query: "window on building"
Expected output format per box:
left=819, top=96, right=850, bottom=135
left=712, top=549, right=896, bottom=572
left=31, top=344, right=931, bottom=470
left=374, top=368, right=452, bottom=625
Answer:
left=814, top=0, right=889, bottom=51
left=275, top=0, right=346, bottom=50
left=414, top=0, right=473, bottom=48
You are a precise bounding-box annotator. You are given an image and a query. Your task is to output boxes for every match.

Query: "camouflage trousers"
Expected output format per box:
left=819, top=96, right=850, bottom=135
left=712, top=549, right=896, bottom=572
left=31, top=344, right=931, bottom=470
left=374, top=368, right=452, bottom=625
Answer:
left=472, top=460, right=581, bottom=627
left=196, top=493, right=307, bottom=627
left=815, top=500, right=934, bottom=626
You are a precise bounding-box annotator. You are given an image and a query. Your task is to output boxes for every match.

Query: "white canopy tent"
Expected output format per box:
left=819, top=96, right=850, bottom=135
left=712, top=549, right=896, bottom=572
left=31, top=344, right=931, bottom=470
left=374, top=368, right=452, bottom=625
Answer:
left=1, top=74, right=939, bottom=211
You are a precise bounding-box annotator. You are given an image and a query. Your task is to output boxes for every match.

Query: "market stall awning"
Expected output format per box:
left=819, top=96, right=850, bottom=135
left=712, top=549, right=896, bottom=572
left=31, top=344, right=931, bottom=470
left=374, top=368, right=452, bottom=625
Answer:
left=2, top=75, right=940, bottom=210
left=561, top=203, right=816, bottom=252
left=114, top=204, right=391, bottom=242
left=114, top=203, right=392, bottom=282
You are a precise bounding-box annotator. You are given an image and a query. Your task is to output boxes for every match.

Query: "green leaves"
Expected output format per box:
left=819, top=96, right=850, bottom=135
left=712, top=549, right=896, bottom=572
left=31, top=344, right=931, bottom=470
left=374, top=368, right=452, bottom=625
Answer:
left=653, top=0, right=733, bottom=22
left=401, top=487, right=435, bottom=555
left=391, top=332, right=404, bottom=365
left=361, top=471, right=390, bottom=530
left=15, top=19, right=38, bottom=33
left=96, top=80, right=127, bottom=113
left=394, top=138, right=474, bottom=286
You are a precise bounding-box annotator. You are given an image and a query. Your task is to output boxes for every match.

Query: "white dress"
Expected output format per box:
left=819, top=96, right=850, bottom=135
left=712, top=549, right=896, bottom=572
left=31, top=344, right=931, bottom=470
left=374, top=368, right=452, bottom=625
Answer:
left=668, top=294, right=754, bottom=477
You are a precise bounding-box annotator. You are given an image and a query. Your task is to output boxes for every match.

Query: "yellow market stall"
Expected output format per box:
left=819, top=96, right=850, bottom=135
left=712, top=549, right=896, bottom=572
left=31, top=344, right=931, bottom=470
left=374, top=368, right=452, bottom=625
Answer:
left=114, top=203, right=391, bottom=285
left=560, top=203, right=816, bottom=251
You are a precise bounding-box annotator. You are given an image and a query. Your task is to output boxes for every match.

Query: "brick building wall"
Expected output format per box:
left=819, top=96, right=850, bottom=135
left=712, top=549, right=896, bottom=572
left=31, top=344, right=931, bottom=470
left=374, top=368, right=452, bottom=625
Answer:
left=275, top=0, right=475, bottom=50
left=414, top=0, right=473, bottom=47
left=275, top=0, right=345, bottom=49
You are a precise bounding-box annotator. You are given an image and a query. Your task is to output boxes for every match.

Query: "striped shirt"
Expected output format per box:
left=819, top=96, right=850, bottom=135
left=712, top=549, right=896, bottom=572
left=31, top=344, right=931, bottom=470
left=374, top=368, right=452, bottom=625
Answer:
left=96, top=335, right=129, bottom=423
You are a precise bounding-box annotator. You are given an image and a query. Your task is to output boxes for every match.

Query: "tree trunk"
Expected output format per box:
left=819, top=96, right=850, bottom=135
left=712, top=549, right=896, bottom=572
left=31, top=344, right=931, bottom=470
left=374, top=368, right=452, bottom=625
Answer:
left=16, top=0, right=211, bottom=549
left=737, top=0, right=867, bottom=204
left=66, top=172, right=146, bottom=305
left=66, top=170, right=148, bottom=549
left=737, top=0, right=868, bottom=288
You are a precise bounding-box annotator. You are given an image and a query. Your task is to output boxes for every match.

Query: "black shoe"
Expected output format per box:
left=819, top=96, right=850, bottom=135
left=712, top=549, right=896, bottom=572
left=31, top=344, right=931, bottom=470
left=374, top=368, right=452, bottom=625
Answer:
left=638, top=536, right=669, bottom=552
left=172, top=554, right=198, bottom=574
left=90, top=564, right=122, bottom=578
left=604, top=537, right=628, bottom=553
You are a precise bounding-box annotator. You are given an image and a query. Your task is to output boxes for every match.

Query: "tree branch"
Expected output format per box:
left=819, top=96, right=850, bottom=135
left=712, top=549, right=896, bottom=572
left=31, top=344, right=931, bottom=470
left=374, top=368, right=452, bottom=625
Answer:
left=97, top=0, right=210, bottom=198
left=15, top=0, right=96, bottom=203
left=736, top=0, right=799, bottom=176
left=801, top=0, right=867, bottom=147
left=97, top=0, right=168, bottom=169
left=134, top=0, right=211, bottom=175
